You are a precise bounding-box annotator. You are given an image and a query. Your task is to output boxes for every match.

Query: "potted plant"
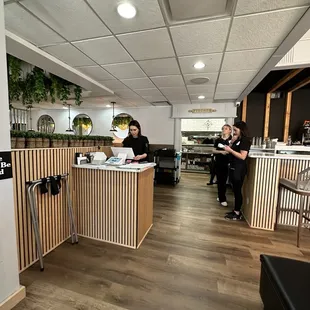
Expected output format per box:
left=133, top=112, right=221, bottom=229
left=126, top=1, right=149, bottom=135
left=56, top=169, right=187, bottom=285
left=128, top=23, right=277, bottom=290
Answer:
left=14, top=131, right=26, bottom=149
left=50, top=133, right=63, bottom=148
left=68, top=135, right=77, bottom=147
left=35, top=131, right=44, bottom=148
left=42, top=132, right=50, bottom=148
left=104, top=136, right=114, bottom=146
left=62, top=134, right=69, bottom=147
left=26, top=131, right=36, bottom=149
left=10, top=130, right=18, bottom=149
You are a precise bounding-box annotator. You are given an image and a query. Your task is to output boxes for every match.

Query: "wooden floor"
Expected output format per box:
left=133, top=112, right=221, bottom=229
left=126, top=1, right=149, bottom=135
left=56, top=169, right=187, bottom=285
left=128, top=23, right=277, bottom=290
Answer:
left=15, top=173, right=310, bottom=310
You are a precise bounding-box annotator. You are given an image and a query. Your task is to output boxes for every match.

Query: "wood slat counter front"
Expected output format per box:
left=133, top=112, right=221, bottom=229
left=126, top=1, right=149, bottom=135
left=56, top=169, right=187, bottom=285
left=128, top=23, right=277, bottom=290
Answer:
left=243, top=153, right=310, bottom=231
left=72, top=164, right=155, bottom=249
left=11, top=147, right=110, bottom=272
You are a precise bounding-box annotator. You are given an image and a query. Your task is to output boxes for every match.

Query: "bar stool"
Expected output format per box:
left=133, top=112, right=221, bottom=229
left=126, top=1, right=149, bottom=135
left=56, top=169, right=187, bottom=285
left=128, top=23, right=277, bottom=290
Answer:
left=276, top=167, right=310, bottom=247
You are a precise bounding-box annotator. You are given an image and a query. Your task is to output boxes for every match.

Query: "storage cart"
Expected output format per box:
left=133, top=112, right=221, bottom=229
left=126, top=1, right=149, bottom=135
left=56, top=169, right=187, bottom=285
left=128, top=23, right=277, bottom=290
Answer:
left=154, top=148, right=181, bottom=185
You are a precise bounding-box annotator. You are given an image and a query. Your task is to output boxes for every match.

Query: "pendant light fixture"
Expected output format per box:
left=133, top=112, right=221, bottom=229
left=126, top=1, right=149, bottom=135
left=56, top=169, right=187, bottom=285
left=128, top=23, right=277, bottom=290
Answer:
left=65, top=103, right=74, bottom=133
left=110, top=101, right=117, bottom=132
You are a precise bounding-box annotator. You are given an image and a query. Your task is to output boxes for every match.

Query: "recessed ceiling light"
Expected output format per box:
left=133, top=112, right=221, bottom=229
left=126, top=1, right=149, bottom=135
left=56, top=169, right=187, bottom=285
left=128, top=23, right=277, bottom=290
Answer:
left=106, top=104, right=111, bottom=108
left=117, top=3, right=137, bottom=19
left=198, top=95, right=205, bottom=100
left=194, top=62, right=205, bottom=69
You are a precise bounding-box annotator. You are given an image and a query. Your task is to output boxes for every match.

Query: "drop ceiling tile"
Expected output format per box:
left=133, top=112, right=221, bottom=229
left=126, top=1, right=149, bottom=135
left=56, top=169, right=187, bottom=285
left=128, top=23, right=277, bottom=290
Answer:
left=216, top=83, right=247, bottom=93
left=187, top=84, right=216, bottom=95
left=135, top=88, right=163, bottom=97
left=222, top=48, right=275, bottom=71
left=138, top=58, right=180, bottom=76
left=73, top=36, right=132, bottom=65
left=87, top=0, right=165, bottom=34
left=152, top=101, right=170, bottom=106
left=121, top=77, right=154, bottom=89
left=142, top=95, right=168, bottom=102
left=160, top=86, right=188, bottom=95
left=235, top=0, right=310, bottom=15
left=169, top=100, right=191, bottom=105
left=227, top=7, right=308, bottom=51
left=21, top=0, right=111, bottom=41
left=214, top=92, right=240, bottom=100
left=218, top=70, right=257, bottom=84
left=99, top=80, right=128, bottom=90
left=5, top=3, right=65, bottom=46
left=183, top=73, right=219, bottom=85
left=151, top=75, right=184, bottom=88
left=191, top=99, right=214, bottom=104
left=102, top=62, right=146, bottom=79
left=117, top=28, right=175, bottom=60
left=166, top=94, right=190, bottom=101
left=190, top=94, right=214, bottom=101
left=77, top=66, right=115, bottom=81
left=42, top=43, right=95, bottom=67
left=178, top=53, right=222, bottom=74
left=170, top=19, right=230, bottom=55
left=115, top=89, right=141, bottom=99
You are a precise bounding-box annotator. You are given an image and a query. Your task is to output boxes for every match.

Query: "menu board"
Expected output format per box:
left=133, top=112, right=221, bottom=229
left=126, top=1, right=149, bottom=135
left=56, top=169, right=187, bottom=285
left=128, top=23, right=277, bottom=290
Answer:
left=181, top=118, right=226, bottom=132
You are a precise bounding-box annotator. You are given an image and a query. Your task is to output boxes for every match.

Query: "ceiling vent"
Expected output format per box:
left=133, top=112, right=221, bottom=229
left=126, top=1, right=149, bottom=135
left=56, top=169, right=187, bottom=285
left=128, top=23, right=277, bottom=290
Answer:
left=159, top=0, right=234, bottom=25
left=190, top=77, right=210, bottom=84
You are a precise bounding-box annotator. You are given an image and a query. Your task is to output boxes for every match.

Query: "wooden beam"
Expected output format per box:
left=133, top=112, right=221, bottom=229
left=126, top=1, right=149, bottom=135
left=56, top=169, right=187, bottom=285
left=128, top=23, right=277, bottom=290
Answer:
left=283, top=92, right=292, bottom=143
left=269, top=68, right=304, bottom=93
left=241, top=96, right=247, bottom=122
left=264, top=93, right=271, bottom=138
left=289, top=76, right=310, bottom=92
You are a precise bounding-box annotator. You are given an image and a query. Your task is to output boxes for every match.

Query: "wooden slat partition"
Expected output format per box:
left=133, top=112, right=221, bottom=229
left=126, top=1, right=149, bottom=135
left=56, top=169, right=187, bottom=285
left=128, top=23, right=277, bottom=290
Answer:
left=11, top=147, right=98, bottom=272
left=72, top=166, right=154, bottom=249
left=243, top=157, right=310, bottom=230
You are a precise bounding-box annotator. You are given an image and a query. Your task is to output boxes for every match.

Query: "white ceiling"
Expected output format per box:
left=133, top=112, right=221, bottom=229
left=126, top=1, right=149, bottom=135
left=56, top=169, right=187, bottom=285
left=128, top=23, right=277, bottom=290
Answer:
left=4, top=0, right=310, bottom=108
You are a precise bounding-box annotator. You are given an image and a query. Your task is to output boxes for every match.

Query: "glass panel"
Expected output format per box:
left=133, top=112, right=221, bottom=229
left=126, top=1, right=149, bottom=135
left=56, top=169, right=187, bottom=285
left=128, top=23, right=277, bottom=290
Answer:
left=72, top=114, right=93, bottom=136
left=37, top=115, right=55, bottom=133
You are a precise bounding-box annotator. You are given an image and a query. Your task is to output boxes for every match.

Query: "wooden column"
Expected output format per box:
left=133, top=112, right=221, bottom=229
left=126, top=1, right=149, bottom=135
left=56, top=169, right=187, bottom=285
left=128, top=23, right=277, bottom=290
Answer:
left=283, top=92, right=292, bottom=143
left=264, top=93, right=271, bottom=138
left=242, top=96, right=247, bottom=122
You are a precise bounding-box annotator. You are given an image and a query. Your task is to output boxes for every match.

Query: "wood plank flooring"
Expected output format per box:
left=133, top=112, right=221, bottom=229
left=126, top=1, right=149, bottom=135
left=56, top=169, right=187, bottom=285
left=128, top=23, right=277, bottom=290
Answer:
left=15, top=173, right=310, bottom=310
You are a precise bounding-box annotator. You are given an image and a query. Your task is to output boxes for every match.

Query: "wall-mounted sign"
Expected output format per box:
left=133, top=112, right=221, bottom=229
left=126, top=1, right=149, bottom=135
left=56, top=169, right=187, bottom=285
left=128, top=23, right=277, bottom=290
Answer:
left=0, top=151, right=12, bottom=180
left=188, top=108, right=217, bottom=113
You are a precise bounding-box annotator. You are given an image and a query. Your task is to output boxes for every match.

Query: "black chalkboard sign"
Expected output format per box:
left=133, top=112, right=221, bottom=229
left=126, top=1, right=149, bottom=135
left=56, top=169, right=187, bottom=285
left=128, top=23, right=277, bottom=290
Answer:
left=0, top=151, right=12, bottom=180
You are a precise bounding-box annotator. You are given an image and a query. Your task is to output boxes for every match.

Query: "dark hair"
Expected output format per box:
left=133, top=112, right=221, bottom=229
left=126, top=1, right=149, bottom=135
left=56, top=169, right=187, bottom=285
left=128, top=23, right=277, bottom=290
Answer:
left=233, top=121, right=249, bottom=137
left=129, top=120, right=142, bottom=136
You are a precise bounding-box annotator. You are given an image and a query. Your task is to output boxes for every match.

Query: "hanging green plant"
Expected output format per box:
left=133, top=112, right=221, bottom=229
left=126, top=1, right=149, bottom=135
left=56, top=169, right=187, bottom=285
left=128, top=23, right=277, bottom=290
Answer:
left=112, top=115, right=133, bottom=129
left=32, top=67, right=48, bottom=103
left=21, top=72, right=35, bottom=106
left=7, top=54, right=22, bottom=102
left=74, top=85, right=83, bottom=106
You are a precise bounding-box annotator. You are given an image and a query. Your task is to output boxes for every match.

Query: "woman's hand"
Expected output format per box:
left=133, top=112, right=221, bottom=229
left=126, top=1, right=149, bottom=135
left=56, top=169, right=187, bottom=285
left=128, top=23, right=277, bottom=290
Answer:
left=224, top=146, right=232, bottom=153
left=134, top=155, right=142, bottom=161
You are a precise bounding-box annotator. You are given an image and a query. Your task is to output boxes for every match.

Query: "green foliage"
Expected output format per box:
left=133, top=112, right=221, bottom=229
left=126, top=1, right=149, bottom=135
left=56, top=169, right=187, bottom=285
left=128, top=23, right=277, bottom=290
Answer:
left=32, top=67, right=48, bottom=103
left=112, top=115, right=133, bottom=128
left=10, top=130, right=25, bottom=138
left=7, top=55, right=22, bottom=102
left=74, top=85, right=83, bottom=106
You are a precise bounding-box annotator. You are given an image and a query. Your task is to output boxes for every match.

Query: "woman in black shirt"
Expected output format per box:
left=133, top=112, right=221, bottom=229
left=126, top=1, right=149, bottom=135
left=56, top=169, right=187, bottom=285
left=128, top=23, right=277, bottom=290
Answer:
left=224, top=121, right=251, bottom=220
left=122, top=120, right=149, bottom=162
left=213, top=124, right=232, bottom=207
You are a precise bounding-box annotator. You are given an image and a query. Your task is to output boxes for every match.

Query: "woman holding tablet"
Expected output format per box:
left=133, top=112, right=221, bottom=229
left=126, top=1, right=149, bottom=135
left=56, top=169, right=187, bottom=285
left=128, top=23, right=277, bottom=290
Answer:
left=122, top=120, right=149, bottom=162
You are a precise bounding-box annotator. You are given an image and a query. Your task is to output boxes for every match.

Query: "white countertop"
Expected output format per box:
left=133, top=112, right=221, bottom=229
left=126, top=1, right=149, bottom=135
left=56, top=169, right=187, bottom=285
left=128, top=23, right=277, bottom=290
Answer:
left=249, top=153, right=310, bottom=160
left=72, top=162, right=156, bottom=173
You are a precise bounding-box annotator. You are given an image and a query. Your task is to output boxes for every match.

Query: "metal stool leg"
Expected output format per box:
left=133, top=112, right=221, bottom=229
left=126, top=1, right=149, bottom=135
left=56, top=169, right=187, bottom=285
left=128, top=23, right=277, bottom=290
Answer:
left=65, top=178, right=78, bottom=244
left=27, top=184, right=44, bottom=271
left=275, top=187, right=282, bottom=230
left=297, top=195, right=305, bottom=248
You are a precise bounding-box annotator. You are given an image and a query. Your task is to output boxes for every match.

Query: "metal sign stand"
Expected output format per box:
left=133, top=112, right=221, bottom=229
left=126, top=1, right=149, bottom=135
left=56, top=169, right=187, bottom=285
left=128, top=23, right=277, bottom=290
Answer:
left=26, top=173, right=78, bottom=271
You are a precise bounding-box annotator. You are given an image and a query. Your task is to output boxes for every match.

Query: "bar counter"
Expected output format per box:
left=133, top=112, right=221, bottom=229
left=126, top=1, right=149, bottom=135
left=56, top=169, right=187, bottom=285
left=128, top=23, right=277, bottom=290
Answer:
left=72, top=163, right=156, bottom=249
left=243, top=152, right=310, bottom=231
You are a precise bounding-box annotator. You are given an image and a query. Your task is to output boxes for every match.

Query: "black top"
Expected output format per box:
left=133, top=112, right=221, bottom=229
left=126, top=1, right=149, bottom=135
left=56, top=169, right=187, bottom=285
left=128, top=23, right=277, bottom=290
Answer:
left=229, top=136, right=251, bottom=168
left=214, top=136, right=231, bottom=165
left=122, top=135, right=149, bottom=161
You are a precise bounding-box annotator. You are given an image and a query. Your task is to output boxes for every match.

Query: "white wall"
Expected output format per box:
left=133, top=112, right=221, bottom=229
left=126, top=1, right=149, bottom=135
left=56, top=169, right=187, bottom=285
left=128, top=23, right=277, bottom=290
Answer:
left=32, top=106, right=175, bottom=145
left=0, top=0, right=22, bottom=304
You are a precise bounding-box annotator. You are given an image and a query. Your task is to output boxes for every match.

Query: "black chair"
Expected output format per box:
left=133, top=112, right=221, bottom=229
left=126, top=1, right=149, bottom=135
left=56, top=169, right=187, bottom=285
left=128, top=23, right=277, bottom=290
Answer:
left=260, top=254, right=310, bottom=310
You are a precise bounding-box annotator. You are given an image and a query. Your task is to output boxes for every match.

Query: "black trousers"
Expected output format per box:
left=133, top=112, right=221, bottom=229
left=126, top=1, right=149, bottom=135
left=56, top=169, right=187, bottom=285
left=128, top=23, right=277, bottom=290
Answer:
left=229, top=165, right=247, bottom=212
left=215, top=163, right=228, bottom=202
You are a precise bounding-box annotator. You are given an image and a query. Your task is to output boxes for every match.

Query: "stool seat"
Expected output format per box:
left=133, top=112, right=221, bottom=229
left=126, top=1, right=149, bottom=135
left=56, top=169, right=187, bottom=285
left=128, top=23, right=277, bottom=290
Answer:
left=260, top=254, right=310, bottom=310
